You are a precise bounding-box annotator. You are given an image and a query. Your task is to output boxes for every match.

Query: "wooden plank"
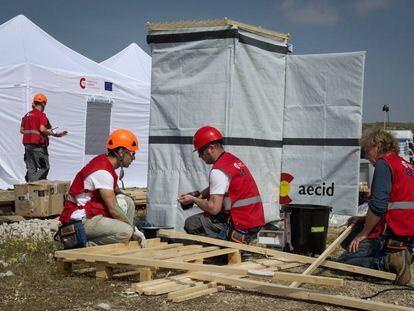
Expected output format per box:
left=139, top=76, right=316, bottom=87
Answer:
left=155, top=246, right=219, bottom=260
left=173, top=248, right=238, bottom=262
left=248, top=270, right=343, bottom=287
left=290, top=224, right=354, bottom=288
left=130, top=273, right=192, bottom=292
left=170, top=286, right=225, bottom=302
left=145, top=280, right=204, bottom=296
left=55, top=250, right=250, bottom=275
left=109, top=242, right=174, bottom=256
left=112, top=270, right=141, bottom=278
left=159, top=230, right=395, bottom=280
left=167, top=282, right=217, bottom=299
left=189, top=272, right=412, bottom=311
left=114, top=244, right=188, bottom=258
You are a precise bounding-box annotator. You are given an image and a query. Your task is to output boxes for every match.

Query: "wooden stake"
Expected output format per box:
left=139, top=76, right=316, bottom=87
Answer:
left=290, top=224, right=354, bottom=288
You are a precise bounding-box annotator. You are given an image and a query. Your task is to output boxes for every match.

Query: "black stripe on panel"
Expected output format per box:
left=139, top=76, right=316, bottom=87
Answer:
left=147, top=29, right=238, bottom=44
left=149, top=136, right=359, bottom=147
left=283, top=138, right=359, bottom=147
left=238, top=34, right=289, bottom=54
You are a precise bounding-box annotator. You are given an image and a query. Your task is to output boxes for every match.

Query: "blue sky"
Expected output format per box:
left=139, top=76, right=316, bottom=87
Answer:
left=1, top=0, right=413, bottom=123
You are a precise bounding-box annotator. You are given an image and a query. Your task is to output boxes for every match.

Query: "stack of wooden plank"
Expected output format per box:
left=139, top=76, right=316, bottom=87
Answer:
left=122, top=188, right=147, bottom=206
left=54, top=230, right=411, bottom=311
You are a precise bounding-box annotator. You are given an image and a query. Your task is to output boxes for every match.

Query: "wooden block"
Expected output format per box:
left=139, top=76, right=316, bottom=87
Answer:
left=95, top=264, right=113, bottom=279
left=56, top=259, right=72, bottom=276
left=139, top=267, right=153, bottom=282
left=228, top=250, right=241, bottom=264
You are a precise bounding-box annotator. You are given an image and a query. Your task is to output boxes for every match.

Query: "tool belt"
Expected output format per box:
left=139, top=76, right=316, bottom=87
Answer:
left=218, top=217, right=261, bottom=245
left=55, top=220, right=87, bottom=250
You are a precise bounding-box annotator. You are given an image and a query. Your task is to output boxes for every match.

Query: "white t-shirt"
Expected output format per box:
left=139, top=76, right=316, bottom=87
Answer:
left=70, top=170, right=114, bottom=220
left=209, top=169, right=230, bottom=195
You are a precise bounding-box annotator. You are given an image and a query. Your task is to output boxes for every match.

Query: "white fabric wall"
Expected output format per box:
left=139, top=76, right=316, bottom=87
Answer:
left=147, top=29, right=365, bottom=230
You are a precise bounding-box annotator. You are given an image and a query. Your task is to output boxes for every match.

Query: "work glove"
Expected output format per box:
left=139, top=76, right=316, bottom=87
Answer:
left=132, top=226, right=147, bottom=248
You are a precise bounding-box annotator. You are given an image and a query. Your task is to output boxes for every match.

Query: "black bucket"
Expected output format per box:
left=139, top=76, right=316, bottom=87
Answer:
left=282, top=204, right=332, bottom=255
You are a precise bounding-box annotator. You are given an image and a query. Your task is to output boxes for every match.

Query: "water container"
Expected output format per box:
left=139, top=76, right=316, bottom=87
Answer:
left=282, top=204, right=332, bottom=255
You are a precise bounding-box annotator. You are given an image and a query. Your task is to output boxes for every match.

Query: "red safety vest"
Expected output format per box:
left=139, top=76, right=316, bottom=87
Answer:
left=369, top=153, right=414, bottom=238
left=211, top=152, right=265, bottom=230
left=21, top=109, right=48, bottom=146
left=59, top=154, right=118, bottom=224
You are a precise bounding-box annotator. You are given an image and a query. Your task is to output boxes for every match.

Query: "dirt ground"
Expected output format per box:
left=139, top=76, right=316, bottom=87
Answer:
left=1, top=229, right=414, bottom=310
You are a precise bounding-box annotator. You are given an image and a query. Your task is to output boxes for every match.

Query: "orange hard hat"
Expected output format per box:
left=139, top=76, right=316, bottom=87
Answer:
left=106, top=129, right=139, bottom=152
left=193, top=126, right=224, bottom=151
left=33, top=93, right=47, bottom=104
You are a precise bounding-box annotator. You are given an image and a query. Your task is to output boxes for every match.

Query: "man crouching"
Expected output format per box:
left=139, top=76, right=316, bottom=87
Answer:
left=59, top=129, right=146, bottom=248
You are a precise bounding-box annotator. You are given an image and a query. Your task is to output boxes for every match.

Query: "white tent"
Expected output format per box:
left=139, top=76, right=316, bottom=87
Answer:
left=0, top=15, right=150, bottom=189
left=101, top=43, right=151, bottom=84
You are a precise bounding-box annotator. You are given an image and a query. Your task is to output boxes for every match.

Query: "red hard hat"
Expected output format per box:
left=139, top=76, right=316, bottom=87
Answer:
left=193, top=126, right=224, bottom=151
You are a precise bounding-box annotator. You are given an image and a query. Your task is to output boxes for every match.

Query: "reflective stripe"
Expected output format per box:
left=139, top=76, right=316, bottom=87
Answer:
left=23, top=130, right=41, bottom=134
left=232, top=196, right=262, bottom=208
left=224, top=197, right=231, bottom=211
left=66, top=194, right=78, bottom=204
left=388, top=201, right=414, bottom=210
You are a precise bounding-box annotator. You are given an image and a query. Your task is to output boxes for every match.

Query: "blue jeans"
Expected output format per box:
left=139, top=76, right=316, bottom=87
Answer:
left=338, top=238, right=389, bottom=271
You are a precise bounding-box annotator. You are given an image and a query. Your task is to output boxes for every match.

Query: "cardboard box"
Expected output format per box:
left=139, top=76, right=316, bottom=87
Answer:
left=14, top=180, right=70, bottom=217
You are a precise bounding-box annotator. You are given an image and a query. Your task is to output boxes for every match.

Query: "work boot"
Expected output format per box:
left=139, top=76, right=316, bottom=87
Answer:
left=387, top=249, right=412, bottom=285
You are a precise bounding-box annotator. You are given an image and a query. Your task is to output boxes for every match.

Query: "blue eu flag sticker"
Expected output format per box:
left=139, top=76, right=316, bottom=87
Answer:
left=104, top=81, right=113, bottom=91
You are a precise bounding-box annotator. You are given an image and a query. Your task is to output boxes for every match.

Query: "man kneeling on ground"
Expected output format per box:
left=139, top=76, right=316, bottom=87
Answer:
left=59, top=129, right=146, bottom=248
left=339, top=127, right=414, bottom=285
left=178, top=126, right=265, bottom=244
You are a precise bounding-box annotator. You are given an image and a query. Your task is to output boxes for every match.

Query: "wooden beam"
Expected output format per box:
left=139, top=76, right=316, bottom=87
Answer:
left=173, top=248, right=238, bottom=262
left=290, top=224, right=354, bottom=288
left=55, top=251, right=250, bottom=275
left=167, top=282, right=217, bottom=299
left=189, top=272, right=412, bottom=311
left=248, top=270, right=343, bottom=287
left=159, top=230, right=395, bottom=280
left=130, top=273, right=192, bottom=293
left=169, top=286, right=225, bottom=302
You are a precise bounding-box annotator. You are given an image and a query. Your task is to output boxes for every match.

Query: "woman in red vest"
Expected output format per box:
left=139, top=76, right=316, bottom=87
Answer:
left=59, top=129, right=146, bottom=247
left=178, top=126, right=265, bottom=244
left=339, top=127, right=414, bottom=285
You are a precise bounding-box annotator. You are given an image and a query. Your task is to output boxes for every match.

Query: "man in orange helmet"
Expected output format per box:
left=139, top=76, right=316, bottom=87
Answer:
left=178, top=126, right=265, bottom=244
left=59, top=129, right=146, bottom=248
left=20, top=93, right=67, bottom=181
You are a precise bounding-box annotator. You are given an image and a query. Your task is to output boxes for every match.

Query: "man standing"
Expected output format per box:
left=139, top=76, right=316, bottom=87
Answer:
left=339, top=127, right=414, bottom=285
left=59, top=129, right=146, bottom=247
left=20, top=93, right=67, bottom=181
left=178, top=126, right=265, bottom=244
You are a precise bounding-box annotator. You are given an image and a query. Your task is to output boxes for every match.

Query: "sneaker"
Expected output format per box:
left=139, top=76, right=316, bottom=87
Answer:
left=387, top=249, right=412, bottom=285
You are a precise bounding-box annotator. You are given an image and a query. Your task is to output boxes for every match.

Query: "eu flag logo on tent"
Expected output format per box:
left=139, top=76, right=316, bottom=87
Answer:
left=104, top=81, right=113, bottom=91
